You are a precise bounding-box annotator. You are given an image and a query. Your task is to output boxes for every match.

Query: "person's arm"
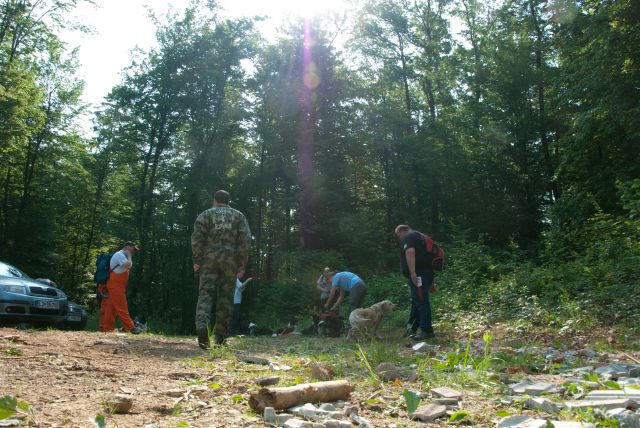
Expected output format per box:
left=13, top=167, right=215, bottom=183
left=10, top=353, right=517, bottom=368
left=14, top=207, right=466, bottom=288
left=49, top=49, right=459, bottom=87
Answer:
left=122, top=252, right=133, bottom=270
left=406, top=247, right=418, bottom=286
left=332, top=287, right=345, bottom=310
left=191, top=213, right=207, bottom=272
left=325, top=286, right=337, bottom=309
left=240, top=277, right=253, bottom=291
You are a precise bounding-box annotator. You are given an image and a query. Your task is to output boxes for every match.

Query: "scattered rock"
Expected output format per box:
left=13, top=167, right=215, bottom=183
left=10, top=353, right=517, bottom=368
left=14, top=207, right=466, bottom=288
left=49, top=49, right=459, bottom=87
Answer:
left=586, top=388, right=640, bottom=400
left=509, top=381, right=557, bottom=396
left=320, top=403, right=336, bottom=412
left=431, top=386, right=462, bottom=400
left=497, top=416, right=595, bottom=428
left=256, top=376, right=281, bottom=387
left=311, top=364, right=334, bottom=381
left=434, top=397, right=459, bottom=405
left=284, top=419, right=313, bottom=428
left=264, top=407, right=277, bottom=425
left=276, top=413, right=295, bottom=426
left=105, top=393, right=133, bottom=414
left=350, top=413, right=373, bottom=428
left=566, top=398, right=638, bottom=410
left=596, top=364, right=640, bottom=380
left=238, top=354, right=270, bottom=365
left=409, top=403, right=447, bottom=421
left=270, top=363, right=293, bottom=371
left=412, top=342, right=437, bottom=352
left=524, top=397, right=561, bottom=414
left=165, top=389, right=183, bottom=398
left=375, top=363, right=405, bottom=382
left=324, top=420, right=352, bottom=428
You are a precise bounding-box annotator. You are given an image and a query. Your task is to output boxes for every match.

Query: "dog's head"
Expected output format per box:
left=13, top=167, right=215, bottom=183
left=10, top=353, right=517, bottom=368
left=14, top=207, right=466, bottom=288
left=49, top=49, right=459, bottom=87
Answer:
left=374, top=300, right=397, bottom=314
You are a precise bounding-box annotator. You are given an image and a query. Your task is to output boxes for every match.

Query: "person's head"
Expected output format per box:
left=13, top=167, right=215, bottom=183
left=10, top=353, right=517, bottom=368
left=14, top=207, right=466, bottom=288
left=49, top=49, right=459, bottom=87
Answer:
left=123, top=241, right=140, bottom=254
left=394, top=224, right=412, bottom=240
left=323, top=266, right=331, bottom=274
left=324, top=270, right=336, bottom=282
left=213, top=189, right=230, bottom=206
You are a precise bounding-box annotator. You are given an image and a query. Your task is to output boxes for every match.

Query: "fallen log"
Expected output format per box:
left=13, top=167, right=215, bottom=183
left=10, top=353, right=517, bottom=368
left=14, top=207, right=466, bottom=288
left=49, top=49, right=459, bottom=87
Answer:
left=249, top=380, right=353, bottom=412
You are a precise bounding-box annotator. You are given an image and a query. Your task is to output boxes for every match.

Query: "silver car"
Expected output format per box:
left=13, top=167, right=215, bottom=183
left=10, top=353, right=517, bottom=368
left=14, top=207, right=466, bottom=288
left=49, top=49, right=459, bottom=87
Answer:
left=0, top=260, right=69, bottom=325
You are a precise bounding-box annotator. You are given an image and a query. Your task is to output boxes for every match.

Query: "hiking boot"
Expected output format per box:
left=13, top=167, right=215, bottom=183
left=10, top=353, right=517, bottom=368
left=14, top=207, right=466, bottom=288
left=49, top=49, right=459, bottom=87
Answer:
left=413, top=331, right=435, bottom=341
left=130, top=326, right=144, bottom=335
left=197, top=328, right=210, bottom=349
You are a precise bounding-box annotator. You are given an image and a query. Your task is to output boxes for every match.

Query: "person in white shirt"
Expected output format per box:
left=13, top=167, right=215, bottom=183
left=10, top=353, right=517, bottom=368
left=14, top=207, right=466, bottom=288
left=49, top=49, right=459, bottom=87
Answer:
left=230, top=274, right=252, bottom=335
left=99, top=241, right=143, bottom=334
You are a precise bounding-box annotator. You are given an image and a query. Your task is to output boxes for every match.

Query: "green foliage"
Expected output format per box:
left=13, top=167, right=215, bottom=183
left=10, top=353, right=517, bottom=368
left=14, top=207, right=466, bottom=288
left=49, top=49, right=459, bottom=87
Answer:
left=448, top=410, right=469, bottom=423
left=0, top=395, right=17, bottom=420
left=402, top=389, right=421, bottom=414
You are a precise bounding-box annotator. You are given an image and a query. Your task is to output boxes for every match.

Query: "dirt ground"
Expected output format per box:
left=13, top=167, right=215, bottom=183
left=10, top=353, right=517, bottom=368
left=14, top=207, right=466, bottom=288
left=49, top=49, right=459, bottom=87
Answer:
left=1, top=328, right=258, bottom=427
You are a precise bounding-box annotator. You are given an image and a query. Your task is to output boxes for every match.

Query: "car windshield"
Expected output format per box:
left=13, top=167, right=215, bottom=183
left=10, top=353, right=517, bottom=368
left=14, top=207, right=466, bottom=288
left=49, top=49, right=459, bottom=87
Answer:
left=0, top=262, right=28, bottom=278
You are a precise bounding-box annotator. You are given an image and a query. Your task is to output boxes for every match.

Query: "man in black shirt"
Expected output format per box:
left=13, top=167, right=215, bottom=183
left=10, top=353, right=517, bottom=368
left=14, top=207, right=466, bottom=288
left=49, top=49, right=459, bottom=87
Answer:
left=395, top=224, right=435, bottom=340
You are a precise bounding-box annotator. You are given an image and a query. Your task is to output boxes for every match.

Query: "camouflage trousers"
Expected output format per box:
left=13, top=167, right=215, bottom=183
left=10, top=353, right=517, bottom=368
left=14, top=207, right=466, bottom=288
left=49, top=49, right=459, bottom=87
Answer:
left=195, top=266, right=236, bottom=338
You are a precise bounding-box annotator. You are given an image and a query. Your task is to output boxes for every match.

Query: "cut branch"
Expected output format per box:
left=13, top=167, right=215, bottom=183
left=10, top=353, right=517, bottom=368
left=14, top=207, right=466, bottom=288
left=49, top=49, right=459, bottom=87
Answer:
left=249, top=380, right=353, bottom=412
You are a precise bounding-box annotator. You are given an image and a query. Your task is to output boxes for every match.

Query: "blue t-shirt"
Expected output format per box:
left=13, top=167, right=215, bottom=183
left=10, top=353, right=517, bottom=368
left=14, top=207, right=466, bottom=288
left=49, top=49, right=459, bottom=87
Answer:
left=331, top=272, right=364, bottom=291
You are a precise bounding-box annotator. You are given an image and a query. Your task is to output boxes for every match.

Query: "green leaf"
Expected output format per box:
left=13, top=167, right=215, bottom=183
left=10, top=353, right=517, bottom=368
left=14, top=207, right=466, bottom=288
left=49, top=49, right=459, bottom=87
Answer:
left=177, top=422, right=189, bottom=427
left=0, top=395, right=18, bottom=420
left=208, top=382, right=222, bottom=389
left=602, top=381, right=621, bottom=390
left=402, top=389, right=421, bottom=414
left=231, top=394, right=245, bottom=403
left=448, top=410, right=469, bottom=423
left=17, top=401, right=30, bottom=412
left=583, top=373, right=599, bottom=383
left=495, top=410, right=512, bottom=417
left=93, top=413, right=106, bottom=428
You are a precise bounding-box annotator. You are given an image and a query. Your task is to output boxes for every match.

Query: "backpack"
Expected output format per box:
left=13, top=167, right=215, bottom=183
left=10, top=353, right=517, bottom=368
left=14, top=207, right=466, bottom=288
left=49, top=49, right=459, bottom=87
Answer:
left=423, top=233, right=445, bottom=271
left=94, top=253, right=112, bottom=284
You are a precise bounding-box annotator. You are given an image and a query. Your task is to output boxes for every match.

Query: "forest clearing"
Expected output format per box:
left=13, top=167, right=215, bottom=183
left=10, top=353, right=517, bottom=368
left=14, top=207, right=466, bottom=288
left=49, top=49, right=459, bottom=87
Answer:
left=1, top=0, right=640, bottom=426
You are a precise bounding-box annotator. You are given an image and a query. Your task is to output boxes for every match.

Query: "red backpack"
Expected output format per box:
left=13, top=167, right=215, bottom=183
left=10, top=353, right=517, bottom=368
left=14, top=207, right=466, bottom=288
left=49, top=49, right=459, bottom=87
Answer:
left=423, top=233, right=445, bottom=271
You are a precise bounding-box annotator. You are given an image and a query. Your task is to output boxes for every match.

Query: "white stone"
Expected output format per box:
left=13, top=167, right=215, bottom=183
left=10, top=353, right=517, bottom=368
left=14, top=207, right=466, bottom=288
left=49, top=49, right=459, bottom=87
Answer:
left=431, top=386, right=462, bottom=399
left=509, top=381, right=557, bottom=396
left=525, top=397, right=561, bottom=414
left=566, top=399, right=636, bottom=410
left=586, top=388, right=640, bottom=400
left=412, top=342, right=437, bottom=352
left=497, top=416, right=548, bottom=428
left=276, top=414, right=295, bottom=426
left=283, top=419, right=313, bottom=428
left=320, top=403, right=336, bottom=412
left=264, top=407, right=277, bottom=425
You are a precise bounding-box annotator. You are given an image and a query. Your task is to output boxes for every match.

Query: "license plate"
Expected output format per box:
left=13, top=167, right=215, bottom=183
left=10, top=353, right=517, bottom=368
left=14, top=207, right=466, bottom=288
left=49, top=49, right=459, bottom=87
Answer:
left=67, top=316, right=81, bottom=321
left=35, top=300, right=59, bottom=310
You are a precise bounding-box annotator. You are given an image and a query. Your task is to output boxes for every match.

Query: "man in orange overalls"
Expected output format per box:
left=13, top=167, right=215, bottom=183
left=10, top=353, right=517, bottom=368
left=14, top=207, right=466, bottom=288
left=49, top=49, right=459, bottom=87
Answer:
left=99, top=241, right=143, bottom=334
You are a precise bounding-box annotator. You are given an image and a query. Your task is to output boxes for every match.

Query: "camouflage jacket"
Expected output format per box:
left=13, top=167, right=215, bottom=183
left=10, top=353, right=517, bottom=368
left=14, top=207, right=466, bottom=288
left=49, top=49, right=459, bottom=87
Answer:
left=191, top=205, right=251, bottom=270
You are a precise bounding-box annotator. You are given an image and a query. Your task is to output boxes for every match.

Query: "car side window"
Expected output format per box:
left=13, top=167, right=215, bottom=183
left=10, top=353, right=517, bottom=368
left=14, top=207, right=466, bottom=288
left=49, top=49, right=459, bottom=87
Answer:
left=8, top=268, right=23, bottom=278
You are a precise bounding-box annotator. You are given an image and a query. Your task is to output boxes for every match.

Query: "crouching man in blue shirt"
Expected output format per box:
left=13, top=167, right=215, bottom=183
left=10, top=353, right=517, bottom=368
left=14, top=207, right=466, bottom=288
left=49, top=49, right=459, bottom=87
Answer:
left=324, top=271, right=367, bottom=315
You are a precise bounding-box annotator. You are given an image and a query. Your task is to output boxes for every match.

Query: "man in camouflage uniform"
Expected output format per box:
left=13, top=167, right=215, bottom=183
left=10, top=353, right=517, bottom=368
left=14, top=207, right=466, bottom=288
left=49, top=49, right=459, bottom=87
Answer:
left=191, top=190, right=251, bottom=348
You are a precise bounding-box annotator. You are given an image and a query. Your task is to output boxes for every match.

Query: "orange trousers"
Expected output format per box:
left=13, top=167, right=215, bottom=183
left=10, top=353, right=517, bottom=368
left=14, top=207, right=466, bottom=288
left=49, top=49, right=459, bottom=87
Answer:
left=99, top=270, right=135, bottom=332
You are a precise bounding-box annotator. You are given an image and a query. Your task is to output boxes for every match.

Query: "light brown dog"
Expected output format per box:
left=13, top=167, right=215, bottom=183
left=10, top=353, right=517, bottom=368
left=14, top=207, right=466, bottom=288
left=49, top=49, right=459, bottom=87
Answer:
left=347, top=300, right=396, bottom=340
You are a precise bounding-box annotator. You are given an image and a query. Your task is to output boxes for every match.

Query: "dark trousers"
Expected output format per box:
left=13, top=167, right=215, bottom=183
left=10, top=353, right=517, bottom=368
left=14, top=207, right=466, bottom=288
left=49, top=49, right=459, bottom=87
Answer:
left=348, top=282, right=367, bottom=314
left=407, top=271, right=434, bottom=334
left=230, top=303, right=241, bottom=336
